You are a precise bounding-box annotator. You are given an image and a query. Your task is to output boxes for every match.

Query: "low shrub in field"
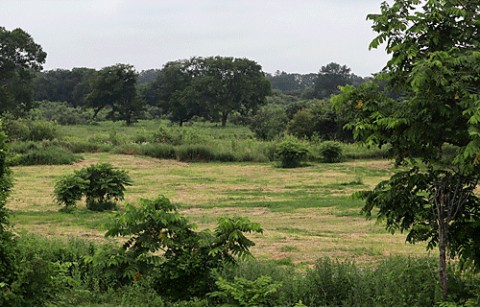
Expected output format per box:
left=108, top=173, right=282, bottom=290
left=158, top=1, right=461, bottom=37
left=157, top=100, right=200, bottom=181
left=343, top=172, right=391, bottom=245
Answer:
left=29, top=101, right=92, bottom=125
left=4, top=119, right=58, bottom=141
left=176, top=145, right=216, bottom=162
left=209, top=275, right=282, bottom=306
left=3, top=118, right=30, bottom=141
left=59, top=140, right=106, bottom=153
left=275, top=136, right=309, bottom=168
left=151, top=126, right=183, bottom=145
left=55, top=163, right=131, bottom=211
left=139, top=143, right=176, bottom=159
left=7, top=142, right=81, bottom=166
left=317, top=141, right=343, bottom=163
left=113, top=143, right=140, bottom=155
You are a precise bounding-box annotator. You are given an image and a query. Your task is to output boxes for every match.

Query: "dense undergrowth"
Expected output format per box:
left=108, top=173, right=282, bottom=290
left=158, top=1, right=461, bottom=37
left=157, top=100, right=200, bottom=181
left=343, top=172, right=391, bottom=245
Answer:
left=3, top=119, right=389, bottom=166
left=4, top=233, right=480, bottom=306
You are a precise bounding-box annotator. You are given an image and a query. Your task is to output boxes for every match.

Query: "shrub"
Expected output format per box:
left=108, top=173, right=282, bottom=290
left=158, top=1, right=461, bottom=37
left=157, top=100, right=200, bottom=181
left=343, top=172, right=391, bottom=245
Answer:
left=317, top=141, right=343, bottom=163
left=151, top=126, right=182, bottom=145
left=139, top=143, right=176, bottom=159
left=29, top=101, right=93, bottom=125
left=54, top=174, right=88, bottom=211
left=275, top=137, right=309, bottom=168
left=26, top=120, right=58, bottom=141
left=0, top=121, right=14, bottom=287
left=54, top=163, right=132, bottom=211
left=176, top=145, right=216, bottom=162
left=59, top=140, right=103, bottom=153
left=302, top=258, right=364, bottom=306
left=3, top=119, right=58, bottom=142
left=287, top=109, right=316, bottom=139
left=11, top=146, right=81, bottom=166
left=250, top=104, right=288, bottom=141
left=3, top=119, right=30, bottom=141
left=113, top=143, right=140, bottom=155
left=209, top=275, right=282, bottom=306
left=105, top=196, right=263, bottom=299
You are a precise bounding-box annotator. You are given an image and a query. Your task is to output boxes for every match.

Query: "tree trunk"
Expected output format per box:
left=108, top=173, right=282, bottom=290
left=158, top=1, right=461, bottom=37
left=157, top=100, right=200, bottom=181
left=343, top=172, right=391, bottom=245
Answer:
left=438, top=192, right=448, bottom=300
left=221, top=112, right=228, bottom=127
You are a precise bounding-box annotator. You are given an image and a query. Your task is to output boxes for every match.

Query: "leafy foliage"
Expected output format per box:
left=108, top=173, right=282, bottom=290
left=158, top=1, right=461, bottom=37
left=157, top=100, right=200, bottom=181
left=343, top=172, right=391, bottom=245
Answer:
left=209, top=275, right=282, bottom=306
left=54, top=163, right=131, bottom=211
left=105, top=196, right=263, bottom=299
left=3, top=119, right=58, bottom=142
left=275, top=136, right=309, bottom=168
left=318, top=141, right=343, bottom=163
left=249, top=104, right=288, bottom=141
left=0, top=121, right=13, bottom=283
left=85, top=64, right=143, bottom=125
left=146, top=56, right=271, bottom=126
left=54, top=174, right=88, bottom=210
left=333, top=0, right=480, bottom=298
left=0, top=27, right=46, bottom=116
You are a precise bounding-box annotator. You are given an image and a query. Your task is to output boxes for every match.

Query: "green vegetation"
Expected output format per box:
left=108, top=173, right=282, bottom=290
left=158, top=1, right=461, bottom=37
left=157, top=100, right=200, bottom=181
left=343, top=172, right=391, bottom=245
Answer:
left=55, top=163, right=131, bottom=211
left=333, top=0, right=480, bottom=299
left=275, top=136, right=309, bottom=168
left=2, top=1, right=480, bottom=304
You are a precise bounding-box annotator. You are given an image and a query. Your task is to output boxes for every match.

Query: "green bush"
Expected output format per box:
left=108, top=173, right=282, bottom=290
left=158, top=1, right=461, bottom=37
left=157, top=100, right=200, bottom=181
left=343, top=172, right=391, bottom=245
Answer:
left=113, top=143, right=140, bottom=155
left=287, top=109, right=316, bottom=139
left=3, top=119, right=58, bottom=142
left=140, top=143, right=176, bottom=159
left=250, top=104, right=288, bottom=141
left=12, top=146, right=80, bottom=166
left=151, top=126, right=183, bottom=145
left=105, top=196, right=263, bottom=299
left=26, top=120, right=59, bottom=141
left=209, top=275, right=282, bottom=306
left=29, top=101, right=92, bottom=125
left=317, top=141, right=343, bottom=163
left=176, top=145, right=216, bottom=162
left=3, top=119, right=30, bottom=141
left=275, top=136, right=309, bottom=168
left=59, top=140, right=104, bottom=153
left=54, top=163, right=132, bottom=211
left=54, top=174, right=88, bottom=211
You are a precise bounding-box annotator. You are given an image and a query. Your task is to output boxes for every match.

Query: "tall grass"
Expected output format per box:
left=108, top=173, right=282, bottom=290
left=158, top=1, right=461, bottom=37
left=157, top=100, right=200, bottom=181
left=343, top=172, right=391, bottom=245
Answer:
left=6, top=119, right=391, bottom=165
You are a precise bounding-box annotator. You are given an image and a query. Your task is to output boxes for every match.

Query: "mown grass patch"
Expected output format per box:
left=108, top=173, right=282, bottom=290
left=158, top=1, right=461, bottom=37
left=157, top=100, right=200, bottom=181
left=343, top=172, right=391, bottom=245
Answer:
left=8, top=153, right=428, bottom=265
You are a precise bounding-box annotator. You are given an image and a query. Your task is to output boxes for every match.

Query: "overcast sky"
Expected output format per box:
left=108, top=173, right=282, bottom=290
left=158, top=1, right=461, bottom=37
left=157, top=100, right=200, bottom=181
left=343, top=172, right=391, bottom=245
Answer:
left=1, top=0, right=390, bottom=77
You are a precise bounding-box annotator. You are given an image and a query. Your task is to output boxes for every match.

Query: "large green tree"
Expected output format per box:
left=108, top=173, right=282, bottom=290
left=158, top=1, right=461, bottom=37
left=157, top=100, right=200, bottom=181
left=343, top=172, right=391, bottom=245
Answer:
left=147, top=57, right=271, bottom=126
left=85, top=64, right=143, bottom=125
left=0, top=27, right=46, bottom=116
left=34, top=67, right=96, bottom=106
left=196, top=56, right=271, bottom=127
left=333, top=0, right=480, bottom=298
left=148, top=60, right=205, bottom=126
left=313, top=62, right=363, bottom=99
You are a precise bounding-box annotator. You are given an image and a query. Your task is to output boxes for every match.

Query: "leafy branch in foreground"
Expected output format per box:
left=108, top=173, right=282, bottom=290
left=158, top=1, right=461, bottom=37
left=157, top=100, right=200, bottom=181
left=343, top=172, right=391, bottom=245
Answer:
left=333, top=0, right=480, bottom=299
left=105, top=196, right=263, bottom=299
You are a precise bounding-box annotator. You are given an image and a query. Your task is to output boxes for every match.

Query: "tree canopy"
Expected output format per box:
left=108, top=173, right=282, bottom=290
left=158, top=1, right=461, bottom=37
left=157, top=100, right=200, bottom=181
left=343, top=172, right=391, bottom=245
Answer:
left=313, top=62, right=363, bottom=99
left=0, top=27, right=46, bottom=115
left=147, top=56, right=271, bottom=126
left=333, top=0, right=480, bottom=298
left=85, top=64, right=143, bottom=125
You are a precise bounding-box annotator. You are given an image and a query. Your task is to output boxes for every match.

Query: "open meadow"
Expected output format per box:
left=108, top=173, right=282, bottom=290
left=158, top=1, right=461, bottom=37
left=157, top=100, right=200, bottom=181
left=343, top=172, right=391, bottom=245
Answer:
left=9, top=152, right=428, bottom=267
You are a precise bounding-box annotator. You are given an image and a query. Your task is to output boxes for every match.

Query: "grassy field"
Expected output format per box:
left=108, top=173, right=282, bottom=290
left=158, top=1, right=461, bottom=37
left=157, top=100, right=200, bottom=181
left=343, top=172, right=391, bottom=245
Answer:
left=8, top=152, right=428, bottom=267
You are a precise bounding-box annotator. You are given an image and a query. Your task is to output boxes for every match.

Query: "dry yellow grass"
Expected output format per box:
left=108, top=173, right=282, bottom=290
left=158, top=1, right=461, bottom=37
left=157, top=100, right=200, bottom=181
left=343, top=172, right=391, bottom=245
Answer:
left=8, top=153, right=429, bottom=266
